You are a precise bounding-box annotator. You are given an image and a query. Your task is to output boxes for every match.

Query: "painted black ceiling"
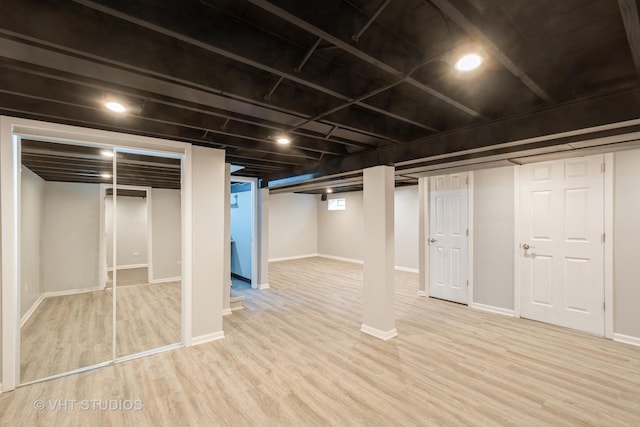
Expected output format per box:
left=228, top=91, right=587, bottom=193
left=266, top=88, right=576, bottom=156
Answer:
left=2, top=0, right=640, bottom=187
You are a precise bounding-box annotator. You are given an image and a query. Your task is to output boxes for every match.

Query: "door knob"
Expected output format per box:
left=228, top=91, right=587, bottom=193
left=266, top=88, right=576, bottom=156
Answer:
left=429, top=238, right=437, bottom=243
left=522, top=243, right=534, bottom=250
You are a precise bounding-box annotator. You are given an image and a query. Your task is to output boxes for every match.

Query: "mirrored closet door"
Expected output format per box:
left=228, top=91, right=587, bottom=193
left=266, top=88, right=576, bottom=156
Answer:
left=114, top=150, right=182, bottom=358
left=19, top=140, right=114, bottom=383
left=19, top=139, right=183, bottom=385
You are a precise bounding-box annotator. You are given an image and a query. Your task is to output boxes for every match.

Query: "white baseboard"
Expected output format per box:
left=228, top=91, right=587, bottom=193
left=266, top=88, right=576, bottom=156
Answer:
left=470, top=303, right=515, bottom=317
left=44, top=286, right=104, bottom=298
left=222, top=308, right=232, bottom=316
left=395, top=266, right=419, bottom=273
left=360, top=324, right=398, bottom=341
left=191, top=331, right=225, bottom=346
left=150, top=276, right=181, bottom=284
left=259, top=283, right=270, bottom=290
left=269, top=253, right=318, bottom=262
left=20, top=294, right=46, bottom=327
left=107, top=263, right=148, bottom=272
left=613, top=333, right=640, bottom=347
left=316, top=254, right=363, bottom=264
left=417, top=290, right=427, bottom=297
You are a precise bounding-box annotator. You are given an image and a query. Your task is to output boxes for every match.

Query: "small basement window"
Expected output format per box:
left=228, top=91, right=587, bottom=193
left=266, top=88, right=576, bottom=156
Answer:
left=328, top=198, right=346, bottom=211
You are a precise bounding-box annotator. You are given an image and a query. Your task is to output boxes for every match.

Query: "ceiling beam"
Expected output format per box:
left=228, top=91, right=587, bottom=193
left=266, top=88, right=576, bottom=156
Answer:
left=246, top=0, right=483, bottom=118
left=427, top=0, right=554, bottom=103
left=618, top=0, right=640, bottom=76
left=351, top=0, right=391, bottom=43
left=68, top=0, right=440, bottom=134
left=266, top=88, right=640, bottom=181
left=0, top=34, right=392, bottom=146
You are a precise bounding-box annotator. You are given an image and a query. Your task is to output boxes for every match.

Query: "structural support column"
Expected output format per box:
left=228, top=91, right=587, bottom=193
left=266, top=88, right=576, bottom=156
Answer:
left=257, top=186, right=270, bottom=289
left=222, top=163, right=232, bottom=315
left=418, top=176, right=428, bottom=297
left=361, top=165, right=397, bottom=340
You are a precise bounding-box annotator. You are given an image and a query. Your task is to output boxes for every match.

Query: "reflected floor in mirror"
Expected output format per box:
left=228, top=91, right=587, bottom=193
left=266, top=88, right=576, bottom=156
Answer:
left=107, top=267, right=148, bottom=287
left=20, top=281, right=181, bottom=384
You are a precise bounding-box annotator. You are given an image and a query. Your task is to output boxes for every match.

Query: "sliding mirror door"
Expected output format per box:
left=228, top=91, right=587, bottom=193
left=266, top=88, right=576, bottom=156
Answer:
left=19, top=140, right=114, bottom=383
left=114, top=150, right=182, bottom=358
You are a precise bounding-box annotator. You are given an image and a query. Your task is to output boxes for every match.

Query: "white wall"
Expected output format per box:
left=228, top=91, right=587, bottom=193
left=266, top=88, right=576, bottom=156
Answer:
left=317, top=191, right=363, bottom=261
left=191, top=145, right=225, bottom=338
left=151, top=188, right=181, bottom=281
left=472, top=167, right=515, bottom=310
left=316, top=188, right=419, bottom=270
left=41, top=182, right=101, bottom=292
left=20, top=167, right=44, bottom=317
left=230, top=189, right=253, bottom=279
left=105, top=195, right=148, bottom=269
left=269, top=192, right=318, bottom=260
left=394, top=186, right=418, bottom=271
left=614, top=149, right=640, bottom=339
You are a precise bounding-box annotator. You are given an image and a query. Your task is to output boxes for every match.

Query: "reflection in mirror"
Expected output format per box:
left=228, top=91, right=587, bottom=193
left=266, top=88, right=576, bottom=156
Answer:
left=114, top=151, right=182, bottom=357
left=19, top=139, right=114, bottom=383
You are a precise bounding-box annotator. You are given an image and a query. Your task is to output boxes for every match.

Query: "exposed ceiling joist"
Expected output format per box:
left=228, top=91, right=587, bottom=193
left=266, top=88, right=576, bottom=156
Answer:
left=427, top=0, right=554, bottom=104
left=246, top=0, right=483, bottom=118
left=69, top=0, right=439, bottom=135
left=618, top=0, right=640, bottom=76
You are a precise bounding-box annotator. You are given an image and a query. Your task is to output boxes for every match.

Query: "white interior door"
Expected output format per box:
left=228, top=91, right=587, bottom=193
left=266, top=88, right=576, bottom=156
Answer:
left=520, top=155, right=605, bottom=335
left=429, top=173, right=469, bottom=304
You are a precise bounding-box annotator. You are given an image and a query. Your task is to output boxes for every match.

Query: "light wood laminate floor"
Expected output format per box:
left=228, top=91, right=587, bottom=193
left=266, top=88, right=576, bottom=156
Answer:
left=20, top=281, right=181, bottom=383
left=4, top=257, right=640, bottom=426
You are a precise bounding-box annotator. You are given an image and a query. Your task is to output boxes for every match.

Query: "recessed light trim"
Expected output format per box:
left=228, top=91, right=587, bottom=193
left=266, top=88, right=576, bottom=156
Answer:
left=326, top=188, right=333, bottom=194
left=100, top=172, right=112, bottom=179
left=454, top=53, right=484, bottom=72
left=105, top=101, right=127, bottom=113
left=101, top=149, right=114, bottom=157
left=276, top=136, right=291, bottom=145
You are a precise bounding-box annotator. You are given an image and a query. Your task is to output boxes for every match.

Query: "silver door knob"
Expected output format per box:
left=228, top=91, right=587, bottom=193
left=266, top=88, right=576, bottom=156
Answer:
left=522, top=243, right=534, bottom=250
left=429, top=238, right=437, bottom=243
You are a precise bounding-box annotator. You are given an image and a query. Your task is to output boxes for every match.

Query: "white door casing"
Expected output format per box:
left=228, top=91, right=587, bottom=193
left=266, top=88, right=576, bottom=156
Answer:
left=519, top=155, right=605, bottom=335
left=429, top=173, right=469, bottom=304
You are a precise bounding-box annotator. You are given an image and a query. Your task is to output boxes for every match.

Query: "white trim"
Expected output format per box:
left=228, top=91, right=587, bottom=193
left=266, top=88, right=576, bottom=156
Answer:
left=230, top=176, right=259, bottom=288
left=613, top=333, right=640, bottom=347
left=470, top=303, right=516, bottom=317
left=268, top=253, right=318, bottom=262
left=467, top=171, right=475, bottom=305
left=604, top=153, right=614, bottom=339
left=182, top=146, right=193, bottom=347
left=191, top=331, right=225, bottom=346
left=395, top=266, right=419, bottom=273
left=259, top=283, right=271, bottom=290
left=149, top=276, right=181, bottom=284
left=360, top=324, right=398, bottom=341
left=107, top=263, right=148, bottom=272
left=43, top=286, right=104, bottom=298
left=20, top=294, right=46, bottom=328
left=316, top=253, right=363, bottom=264
left=417, top=290, right=427, bottom=297
left=513, top=165, right=521, bottom=318
left=222, top=308, right=232, bottom=316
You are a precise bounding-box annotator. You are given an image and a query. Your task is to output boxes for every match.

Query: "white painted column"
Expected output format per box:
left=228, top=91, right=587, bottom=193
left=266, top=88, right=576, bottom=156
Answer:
left=190, top=146, right=225, bottom=344
left=257, top=186, right=270, bottom=289
left=418, top=176, right=428, bottom=297
left=222, top=163, right=231, bottom=315
left=361, top=165, right=397, bottom=340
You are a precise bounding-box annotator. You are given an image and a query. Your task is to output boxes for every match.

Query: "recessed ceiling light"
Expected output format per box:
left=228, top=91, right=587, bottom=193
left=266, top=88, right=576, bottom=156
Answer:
left=326, top=189, right=333, bottom=194
left=454, top=53, right=484, bottom=72
left=276, top=136, right=291, bottom=145
left=101, top=149, right=114, bottom=157
left=105, top=101, right=127, bottom=113
left=101, top=172, right=112, bottom=179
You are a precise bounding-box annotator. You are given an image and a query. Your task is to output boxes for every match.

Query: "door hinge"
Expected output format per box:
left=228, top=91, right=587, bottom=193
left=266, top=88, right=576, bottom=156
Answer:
left=601, top=163, right=606, bottom=173
left=466, top=228, right=469, bottom=236
left=466, top=280, right=469, bottom=287
left=602, top=233, right=606, bottom=243
left=603, top=302, right=606, bottom=311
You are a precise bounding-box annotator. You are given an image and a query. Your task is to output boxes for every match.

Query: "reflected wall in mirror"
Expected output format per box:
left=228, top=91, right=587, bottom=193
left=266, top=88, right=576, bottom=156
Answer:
left=19, top=140, right=114, bottom=383
left=114, top=151, right=182, bottom=357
